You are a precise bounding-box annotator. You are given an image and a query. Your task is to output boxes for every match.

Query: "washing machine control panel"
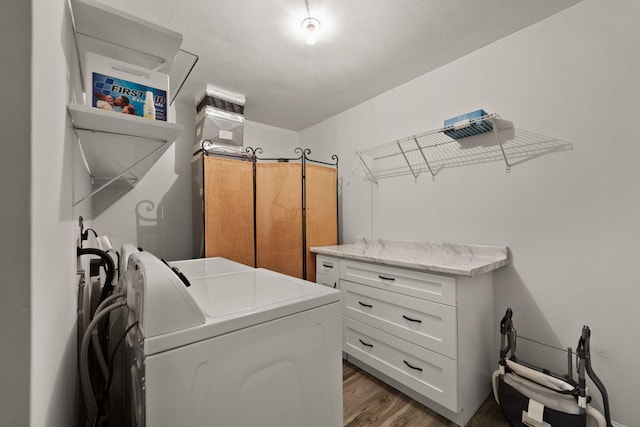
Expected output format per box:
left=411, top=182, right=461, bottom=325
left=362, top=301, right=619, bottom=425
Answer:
left=123, top=250, right=205, bottom=339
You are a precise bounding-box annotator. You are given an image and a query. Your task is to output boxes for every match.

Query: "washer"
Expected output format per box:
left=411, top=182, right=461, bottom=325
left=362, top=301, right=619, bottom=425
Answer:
left=122, top=248, right=343, bottom=427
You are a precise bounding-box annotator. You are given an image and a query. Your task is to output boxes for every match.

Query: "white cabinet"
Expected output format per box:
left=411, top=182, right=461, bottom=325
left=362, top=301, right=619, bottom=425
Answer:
left=315, top=255, right=340, bottom=289
left=323, top=256, right=494, bottom=426
left=316, top=273, right=339, bottom=289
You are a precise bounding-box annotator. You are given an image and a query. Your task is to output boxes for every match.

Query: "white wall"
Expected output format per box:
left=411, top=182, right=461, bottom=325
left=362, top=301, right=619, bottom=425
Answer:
left=30, top=0, right=82, bottom=425
left=245, top=119, right=300, bottom=158
left=91, top=101, right=196, bottom=260
left=300, top=1, right=639, bottom=425
left=0, top=1, right=31, bottom=426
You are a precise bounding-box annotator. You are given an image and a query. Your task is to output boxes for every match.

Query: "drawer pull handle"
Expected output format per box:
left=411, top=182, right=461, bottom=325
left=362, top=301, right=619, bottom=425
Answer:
left=403, top=360, right=423, bottom=372
left=322, top=262, right=334, bottom=269
left=333, top=282, right=337, bottom=289
left=358, top=301, right=373, bottom=308
left=378, top=275, right=395, bottom=281
left=359, top=339, right=374, bottom=348
left=402, top=315, right=422, bottom=323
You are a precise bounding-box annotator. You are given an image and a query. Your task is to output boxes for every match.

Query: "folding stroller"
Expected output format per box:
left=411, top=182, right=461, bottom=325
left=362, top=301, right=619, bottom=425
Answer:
left=492, top=308, right=612, bottom=427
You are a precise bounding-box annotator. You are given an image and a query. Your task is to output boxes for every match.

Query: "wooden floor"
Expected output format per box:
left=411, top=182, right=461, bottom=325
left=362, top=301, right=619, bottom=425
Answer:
left=343, top=360, right=510, bottom=427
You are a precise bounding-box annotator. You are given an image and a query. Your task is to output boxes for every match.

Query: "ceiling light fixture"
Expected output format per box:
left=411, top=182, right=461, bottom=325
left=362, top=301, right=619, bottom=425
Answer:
left=301, top=0, right=321, bottom=45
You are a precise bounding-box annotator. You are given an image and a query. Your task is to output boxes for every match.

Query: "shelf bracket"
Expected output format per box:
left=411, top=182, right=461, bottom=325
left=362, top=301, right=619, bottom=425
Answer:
left=490, top=116, right=511, bottom=173
left=73, top=139, right=168, bottom=206
left=356, top=152, right=378, bottom=185
left=414, top=138, right=435, bottom=178
left=397, top=142, right=418, bottom=180
left=170, top=49, right=199, bottom=106
left=76, top=31, right=168, bottom=69
left=73, top=127, right=169, bottom=141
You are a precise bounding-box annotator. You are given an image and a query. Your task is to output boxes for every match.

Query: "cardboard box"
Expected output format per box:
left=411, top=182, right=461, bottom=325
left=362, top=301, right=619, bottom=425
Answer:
left=443, top=109, right=493, bottom=139
left=85, top=52, right=170, bottom=121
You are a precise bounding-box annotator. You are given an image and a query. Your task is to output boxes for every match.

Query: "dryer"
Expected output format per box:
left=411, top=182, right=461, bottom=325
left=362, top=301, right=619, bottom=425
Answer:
left=122, top=248, right=342, bottom=427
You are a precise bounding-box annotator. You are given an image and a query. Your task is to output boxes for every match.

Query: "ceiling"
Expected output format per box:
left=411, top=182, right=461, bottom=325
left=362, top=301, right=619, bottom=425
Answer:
left=96, top=0, right=581, bottom=131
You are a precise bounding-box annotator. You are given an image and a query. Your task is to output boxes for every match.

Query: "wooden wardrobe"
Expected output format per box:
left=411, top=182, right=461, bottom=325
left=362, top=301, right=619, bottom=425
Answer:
left=192, top=148, right=338, bottom=280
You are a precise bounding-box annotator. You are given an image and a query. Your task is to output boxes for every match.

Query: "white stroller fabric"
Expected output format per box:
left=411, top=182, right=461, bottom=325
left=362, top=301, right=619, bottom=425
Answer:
left=506, top=359, right=575, bottom=392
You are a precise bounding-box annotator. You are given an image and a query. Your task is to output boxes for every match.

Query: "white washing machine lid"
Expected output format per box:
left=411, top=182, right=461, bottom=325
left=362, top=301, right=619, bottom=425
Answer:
left=187, top=268, right=330, bottom=318
left=131, top=254, right=340, bottom=356
left=168, top=257, right=253, bottom=279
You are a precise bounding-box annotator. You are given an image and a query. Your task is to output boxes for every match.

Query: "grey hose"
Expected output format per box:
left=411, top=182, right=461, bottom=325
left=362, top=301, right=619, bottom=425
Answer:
left=90, top=293, right=127, bottom=380
left=80, top=301, right=127, bottom=423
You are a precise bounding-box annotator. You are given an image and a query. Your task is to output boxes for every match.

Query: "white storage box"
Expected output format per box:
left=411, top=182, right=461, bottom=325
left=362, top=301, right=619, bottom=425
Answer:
left=84, top=52, right=170, bottom=121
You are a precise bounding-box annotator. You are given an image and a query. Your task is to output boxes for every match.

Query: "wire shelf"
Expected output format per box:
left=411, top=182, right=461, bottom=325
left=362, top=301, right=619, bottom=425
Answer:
left=354, top=114, right=572, bottom=182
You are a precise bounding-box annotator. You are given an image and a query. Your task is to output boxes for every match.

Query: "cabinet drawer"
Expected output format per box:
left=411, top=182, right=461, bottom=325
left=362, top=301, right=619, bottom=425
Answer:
left=340, top=259, right=456, bottom=306
left=343, top=281, right=457, bottom=358
left=343, top=317, right=458, bottom=412
left=316, top=272, right=339, bottom=289
left=316, top=255, right=340, bottom=277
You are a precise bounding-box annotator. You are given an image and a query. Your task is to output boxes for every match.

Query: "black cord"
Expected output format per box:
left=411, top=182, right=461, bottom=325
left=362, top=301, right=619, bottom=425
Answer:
left=116, top=251, right=121, bottom=280
left=77, top=247, right=116, bottom=303
left=94, top=320, right=139, bottom=427
left=78, top=246, right=117, bottom=364
left=80, top=228, right=99, bottom=248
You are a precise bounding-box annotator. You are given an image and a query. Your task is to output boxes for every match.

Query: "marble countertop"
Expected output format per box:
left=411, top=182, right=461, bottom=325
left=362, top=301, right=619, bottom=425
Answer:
left=311, top=238, right=509, bottom=277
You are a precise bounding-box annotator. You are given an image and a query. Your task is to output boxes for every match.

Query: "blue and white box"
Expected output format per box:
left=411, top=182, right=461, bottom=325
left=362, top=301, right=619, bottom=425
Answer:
left=443, top=109, right=493, bottom=139
left=84, top=52, right=170, bottom=122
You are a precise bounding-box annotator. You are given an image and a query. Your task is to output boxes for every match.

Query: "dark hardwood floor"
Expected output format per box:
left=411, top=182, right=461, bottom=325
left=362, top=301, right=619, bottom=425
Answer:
left=343, top=360, right=510, bottom=427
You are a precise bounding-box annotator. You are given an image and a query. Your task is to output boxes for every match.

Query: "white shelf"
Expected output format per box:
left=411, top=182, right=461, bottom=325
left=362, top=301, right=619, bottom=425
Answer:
left=69, top=0, right=198, bottom=104
left=70, top=0, right=182, bottom=72
left=355, top=114, right=511, bottom=183
left=354, top=114, right=574, bottom=183
left=68, top=104, right=183, bottom=206
left=68, top=103, right=183, bottom=140
left=67, top=0, right=190, bottom=209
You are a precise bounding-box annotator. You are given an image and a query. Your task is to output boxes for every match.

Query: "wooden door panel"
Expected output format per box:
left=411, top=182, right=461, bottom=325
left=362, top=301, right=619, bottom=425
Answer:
left=305, top=164, right=338, bottom=280
left=256, top=163, right=303, bottom=278
left=204, top=156, right=255, bottom=266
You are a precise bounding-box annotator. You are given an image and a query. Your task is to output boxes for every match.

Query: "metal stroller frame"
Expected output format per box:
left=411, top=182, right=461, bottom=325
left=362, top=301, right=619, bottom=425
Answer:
left=492, top=308, right=612, bottom=427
